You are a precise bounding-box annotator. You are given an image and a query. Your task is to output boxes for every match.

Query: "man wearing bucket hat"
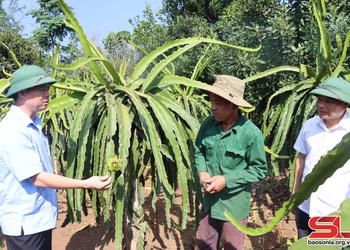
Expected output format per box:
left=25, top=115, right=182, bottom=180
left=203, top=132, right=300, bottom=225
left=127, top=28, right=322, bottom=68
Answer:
left=0, top=65, right=111, bottom=250
left=194, top=75, right=267, bottom=250
left=292, top=77, right=350, bottom=239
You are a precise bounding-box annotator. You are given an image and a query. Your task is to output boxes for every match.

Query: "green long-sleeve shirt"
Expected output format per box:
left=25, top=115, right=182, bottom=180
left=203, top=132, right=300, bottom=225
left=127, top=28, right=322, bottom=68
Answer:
left=194, top=115, right=267, bottom=221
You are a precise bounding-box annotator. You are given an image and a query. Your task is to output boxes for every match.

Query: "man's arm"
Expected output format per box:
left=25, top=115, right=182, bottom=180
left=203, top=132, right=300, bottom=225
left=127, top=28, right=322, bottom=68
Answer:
left=222, top=130, right=267, bottom=193
left=29, top=172, right=111, bottom=190
left=292, top=152, right=306, bottom=194
left=205, top=129, right=267, bottom=194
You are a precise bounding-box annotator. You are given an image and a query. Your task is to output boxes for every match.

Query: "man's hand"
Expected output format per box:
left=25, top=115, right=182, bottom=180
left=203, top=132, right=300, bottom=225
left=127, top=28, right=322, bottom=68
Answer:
left=30, top=172, right=112, bottom=190
left=199, top=172, right=210, bottom=190
left=203, top=175, right=226, bottom=194
left=85, top=176, right=112, bottom=190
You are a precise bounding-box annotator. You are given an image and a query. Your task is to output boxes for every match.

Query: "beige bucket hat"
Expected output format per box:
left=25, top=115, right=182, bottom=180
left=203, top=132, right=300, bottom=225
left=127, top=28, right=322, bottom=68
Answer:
left=202, top=75, right=253, bottom=108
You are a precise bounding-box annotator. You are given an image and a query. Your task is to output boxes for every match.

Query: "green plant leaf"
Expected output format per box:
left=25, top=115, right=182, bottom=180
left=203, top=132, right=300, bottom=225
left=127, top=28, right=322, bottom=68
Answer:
left=225, top=131, right=350, bottom=236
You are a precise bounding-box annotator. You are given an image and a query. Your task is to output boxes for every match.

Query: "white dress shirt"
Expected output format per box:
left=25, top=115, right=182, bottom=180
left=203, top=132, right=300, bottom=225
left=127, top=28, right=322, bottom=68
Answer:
left=294, top=112, right=350, bottom=217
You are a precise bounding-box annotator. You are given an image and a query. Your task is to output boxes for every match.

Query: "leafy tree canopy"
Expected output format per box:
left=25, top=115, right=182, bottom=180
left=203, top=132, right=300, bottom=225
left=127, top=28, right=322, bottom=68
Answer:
left=131, top=0, right=350, bottom=104
left=0, top=0, right=39, bottom=79
left=161, top=0, right=233, bottom=23
left=28, top=0, right=76, bottom=55
left=0, top=0, right=22, bottom=31
left=0, top=29, right=40, bottom=79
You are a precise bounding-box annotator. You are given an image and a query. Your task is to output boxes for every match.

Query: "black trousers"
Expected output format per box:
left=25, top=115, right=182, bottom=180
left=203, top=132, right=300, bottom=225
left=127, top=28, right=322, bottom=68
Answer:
left=5, top=229, right=52, bottom=250
left=295, top=207, right=314, bottom=239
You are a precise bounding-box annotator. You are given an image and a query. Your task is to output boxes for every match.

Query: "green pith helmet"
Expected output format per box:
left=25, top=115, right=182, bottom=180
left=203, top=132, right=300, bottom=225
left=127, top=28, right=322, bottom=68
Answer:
left=310, top=77, right=350, bottom=104
left=6, top=65, right=57, bottom=98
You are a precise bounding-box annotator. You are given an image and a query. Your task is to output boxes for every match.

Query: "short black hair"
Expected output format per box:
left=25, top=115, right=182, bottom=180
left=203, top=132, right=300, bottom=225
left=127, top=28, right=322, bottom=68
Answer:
left=9, top=92, right=18, bottom=101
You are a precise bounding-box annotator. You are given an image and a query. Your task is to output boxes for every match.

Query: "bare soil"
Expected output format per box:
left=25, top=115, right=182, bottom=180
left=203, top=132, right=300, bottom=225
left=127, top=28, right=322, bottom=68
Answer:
left=0, top=175, right=296, bottom=250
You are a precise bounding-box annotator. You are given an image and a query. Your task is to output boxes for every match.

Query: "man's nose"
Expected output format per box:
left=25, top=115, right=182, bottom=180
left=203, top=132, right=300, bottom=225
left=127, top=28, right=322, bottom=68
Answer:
left=44, top=89, right=51, bottom=97
left=316, top=100, right=325, bottom=107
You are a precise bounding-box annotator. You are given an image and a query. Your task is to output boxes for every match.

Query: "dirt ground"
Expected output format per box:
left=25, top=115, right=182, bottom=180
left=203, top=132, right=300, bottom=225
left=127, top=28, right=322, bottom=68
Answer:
left=0, top=175, right=296, bottom=250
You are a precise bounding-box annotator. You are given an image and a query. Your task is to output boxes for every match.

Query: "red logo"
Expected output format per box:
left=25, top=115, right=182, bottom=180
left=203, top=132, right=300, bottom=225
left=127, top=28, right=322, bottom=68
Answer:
left=309, top=216, right=350, bottom=239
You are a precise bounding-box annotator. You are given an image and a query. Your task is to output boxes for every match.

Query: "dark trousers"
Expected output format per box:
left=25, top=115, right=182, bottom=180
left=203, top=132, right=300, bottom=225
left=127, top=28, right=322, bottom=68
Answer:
left=295, top=207, right=313, bottom=239
left=5, top=229, right=52, bottom=250
left=195, top=208, right=247, bottom=250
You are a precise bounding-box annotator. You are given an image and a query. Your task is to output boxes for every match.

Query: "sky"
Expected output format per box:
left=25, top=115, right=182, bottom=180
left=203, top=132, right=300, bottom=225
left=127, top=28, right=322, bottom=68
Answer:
left=4, top=0, right=163, bottom=45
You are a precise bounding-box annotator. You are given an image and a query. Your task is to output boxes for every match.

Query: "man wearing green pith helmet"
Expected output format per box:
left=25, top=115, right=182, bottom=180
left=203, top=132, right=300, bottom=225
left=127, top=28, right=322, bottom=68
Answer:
left=0, top=65, right=112, bottom=250
left=292, top=77, right=350, bottom=239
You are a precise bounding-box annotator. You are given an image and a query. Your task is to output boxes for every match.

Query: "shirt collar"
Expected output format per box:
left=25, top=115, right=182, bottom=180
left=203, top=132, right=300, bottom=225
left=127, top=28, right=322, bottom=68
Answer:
left=317, top=111, right=350, bottom=130
left=338, top=111, right=350, bottom=129
left=10, top=105, right=42, bottom=127
left=214, top=114, right=246, bottom=132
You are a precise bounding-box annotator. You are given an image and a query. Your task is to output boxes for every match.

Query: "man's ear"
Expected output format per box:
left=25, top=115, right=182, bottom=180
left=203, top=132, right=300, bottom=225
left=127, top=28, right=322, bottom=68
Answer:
left=17, top=90, right=27, bottom=99
left=231, top=103, right=238, bottom=110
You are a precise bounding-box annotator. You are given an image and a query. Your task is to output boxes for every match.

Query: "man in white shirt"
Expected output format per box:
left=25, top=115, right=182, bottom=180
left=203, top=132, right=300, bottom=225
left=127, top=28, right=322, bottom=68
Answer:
left=292, top=77, right=350, bottom=239
left=0, top=65, right=111, bottom=250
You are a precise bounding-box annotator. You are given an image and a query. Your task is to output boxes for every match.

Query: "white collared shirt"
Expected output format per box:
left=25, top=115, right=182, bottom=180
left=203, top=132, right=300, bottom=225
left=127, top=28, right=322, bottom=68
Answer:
left=294, top=111, right=350, bottom=217
left=0, top=106, right=58, bottom=236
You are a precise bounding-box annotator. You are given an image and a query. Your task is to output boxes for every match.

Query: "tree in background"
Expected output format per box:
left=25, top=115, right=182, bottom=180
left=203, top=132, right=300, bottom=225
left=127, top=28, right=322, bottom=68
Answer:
left=131, top=2, right=218, bottom=85
left=0, top=0, right=22, bottom=31
left=131, top=0, right=350, bottom=97
left=0, top=0, right=40, bottom=79
left=28, top=0, right=77, bottom=59
left=161, top=0, right=232, bottom=25
left=0, top=30, right=40, bottom=78
left=131, top=0, right=350, bottom=175
left=103, top=31, right=132, bottom=61
left=102, top=30, right=140, bottom=76
left=1, top=0, right=349, bottom=249
left=1, top=0, right=83, bottom=80
left=130, top=4, right=167, bottom=53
